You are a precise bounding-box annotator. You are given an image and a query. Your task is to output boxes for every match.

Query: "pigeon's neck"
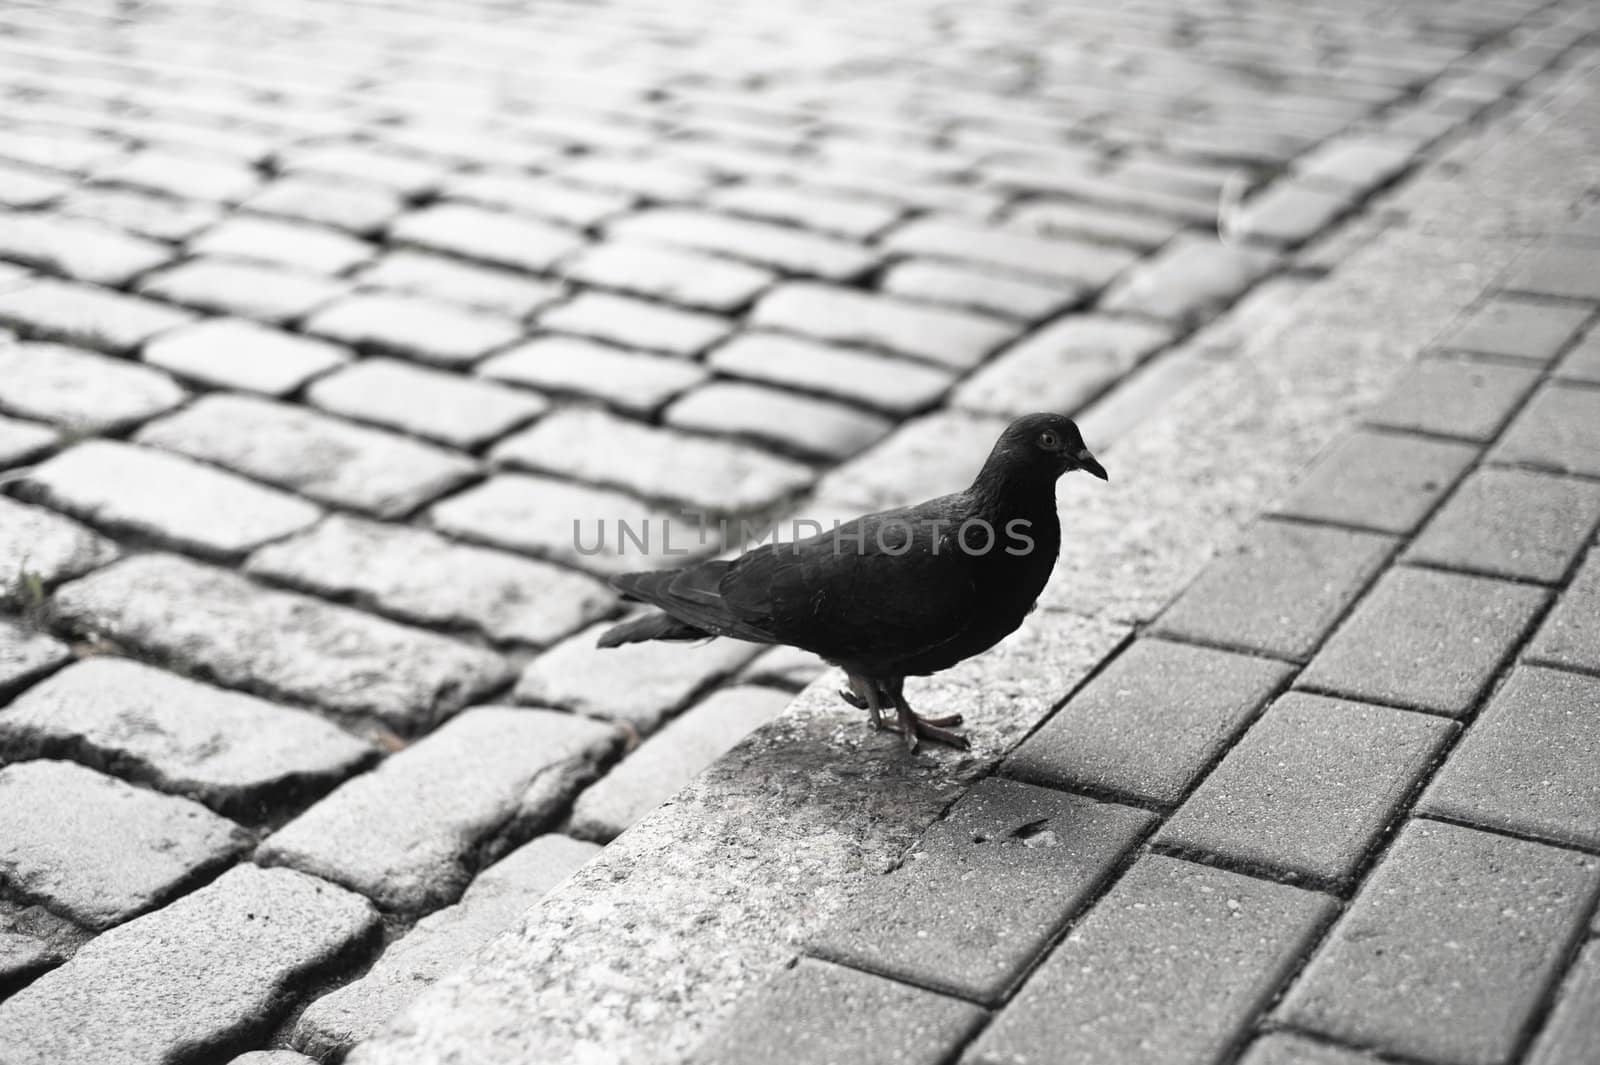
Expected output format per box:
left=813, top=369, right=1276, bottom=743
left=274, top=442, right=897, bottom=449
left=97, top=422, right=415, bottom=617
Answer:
left=965, top=461, right=1061, bottom=526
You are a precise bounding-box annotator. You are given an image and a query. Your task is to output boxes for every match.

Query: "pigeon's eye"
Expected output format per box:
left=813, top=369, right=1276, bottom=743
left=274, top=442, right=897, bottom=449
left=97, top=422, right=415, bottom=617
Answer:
left=1037, top=430, right=1060, bottom=450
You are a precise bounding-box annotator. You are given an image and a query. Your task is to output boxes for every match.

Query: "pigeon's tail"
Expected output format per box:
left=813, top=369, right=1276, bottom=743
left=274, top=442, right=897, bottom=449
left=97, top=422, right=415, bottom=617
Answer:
left=596, top=611, right=708, bottom=648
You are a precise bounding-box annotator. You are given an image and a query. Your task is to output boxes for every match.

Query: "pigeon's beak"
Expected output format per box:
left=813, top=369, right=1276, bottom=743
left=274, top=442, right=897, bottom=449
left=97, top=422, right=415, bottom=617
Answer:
left=1076, top=448, right=1108, bottom=481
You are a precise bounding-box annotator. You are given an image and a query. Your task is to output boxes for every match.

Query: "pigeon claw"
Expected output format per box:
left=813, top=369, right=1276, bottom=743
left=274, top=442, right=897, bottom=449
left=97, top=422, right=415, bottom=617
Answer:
left=838, top=687, right=868, bottom=711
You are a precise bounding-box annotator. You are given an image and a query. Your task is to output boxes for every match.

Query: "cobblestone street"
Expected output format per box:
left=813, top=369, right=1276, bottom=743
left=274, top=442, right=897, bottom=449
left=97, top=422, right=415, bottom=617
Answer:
left=1, top=0, right=1598, bottom=1063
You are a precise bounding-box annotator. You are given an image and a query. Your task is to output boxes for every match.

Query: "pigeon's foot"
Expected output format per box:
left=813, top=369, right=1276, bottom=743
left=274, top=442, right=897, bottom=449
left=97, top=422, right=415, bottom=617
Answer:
left=883, top=680, right=970, bottom=753
left=843, top=674, right=885, bottom=730
left=837, top=687, right=867, bottom=711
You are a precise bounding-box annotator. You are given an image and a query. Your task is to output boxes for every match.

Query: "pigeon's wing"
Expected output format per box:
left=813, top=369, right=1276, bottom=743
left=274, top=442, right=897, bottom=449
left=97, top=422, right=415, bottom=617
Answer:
left=610, top=563, right=781, bottom=644
left=717, top=505, right=977, bottom=664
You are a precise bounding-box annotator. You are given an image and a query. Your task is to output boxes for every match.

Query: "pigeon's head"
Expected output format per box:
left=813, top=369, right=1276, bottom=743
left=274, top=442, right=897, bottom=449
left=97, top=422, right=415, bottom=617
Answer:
left=993, top=413, right=1108, bottom=481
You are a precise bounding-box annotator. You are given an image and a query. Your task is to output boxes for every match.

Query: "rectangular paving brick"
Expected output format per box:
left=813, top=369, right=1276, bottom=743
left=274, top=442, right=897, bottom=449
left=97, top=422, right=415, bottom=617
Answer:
left=355, top=249, right=564, bottom=318
left=559, top=240, right=774, bottom=312
left=1100, top=237, right=1279, bottom=327
left=608, top=208, right=877, bottom=281
left=1004, top=639, right=1292, bottom=806
left=696, top=957, right=986, bottom=1065
left=492, top=407, right=813, bottom=515
left=0, top=760, right=247, bottom=930
left=0, top=278, right=194, bottom=354
left=1525, top=939, right=1600, bottom=1065
left=1153, top=519, right=1397, bottom=661
left=752, top=282, right=1015, bottom=370
left=143, top=317, right=351, bottom=396
left=303, top=293, right=523, bottom=368
left=0, top=865, right=377, bottom=1065
left=1526, top=549, right=1600, bottom=673
left=1419, top=666, right=1600, bottom=849
left=259, top=707, right=617, bottom=913
left=810, top=779, right=1153, bottom=1004
left=1298, top=567, right=1546, bottom=717
left=1156, top=693, right=1454, bottom=887
left=19, top=441, right=322, bottom=560
left=189, top=215, right=375, bottom=275
left=1503, top=242, right=1600, bottom=301
left=1407, top=467, right=1600, bottom=582
left=1278, top=819, right=1599, bottom=1065
left=539, top=291, right=731, bottom=357
left=882, top=258, right=1080, bottom=322
left=0, top=496, right=118, bottom=594
left=389, top=203, right=585, bottom=272
left=306, top=357, right=545, bottom=449
left=0, top=657, right=374, bottom=818
left=247, top=514, right=612, bottom=647
left=137, top=257, right=348, bottom=325
left=1273, top=428, right=1479, bottom=534
left=1436, top=294, right=1591, bottom=364
left=665, top=381, right=891, bottom=462
left=0, top=212, right=173, bottom=286
left=968, top=854, right=1335, bottom=1065
left=136, top=394, right=478, bottom=518
left=880, top=216, right=1137, bottom=288
left=0, top=621, right=70, bottom=702
left=1491, top=381, right=1600, bottom=477
left=52, top=554, right=511, bottom=730
left=707, top=332, right=953, bottom=416
left=1364, top=355, right=1541, bottom=442
left=0, top=340, right=185, bottom=432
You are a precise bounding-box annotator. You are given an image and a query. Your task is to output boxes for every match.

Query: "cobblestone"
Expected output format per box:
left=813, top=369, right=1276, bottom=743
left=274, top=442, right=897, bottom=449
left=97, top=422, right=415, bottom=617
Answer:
left=0, top=416, right=57, bottom=468
left=0, top=622, right=70, bottom=702
left=246, top=514, right=611, bottom=647
left=0, top=760, right=247, bottom=930
left=665, top=382, right=892, bottom=462
left=539, top=291, right=731, bottom=357
left=954, top=315, right=1173, bottom=418
left=355, top=249, right=564, bottom=319
left=479, top=337, right=708, bottom=416
left=752, top=282, right=1014, bottom=370
left=1491, top=380, right=1600, bottom=477
left=442, top=171, right=633, bottom=229
left=706, top=332, right=953, bottom=416
left=0, top=341, right=185, bottom=432
left=138, top=257, right=348, bottom=325
left=95, top=147, right=262, bottom=202
left=52, top=554, right=511, bottom=730
left=136, top=394, right=478, bottom=518
left=1272, top=428, right=1478, bottom=534
left=706, top=183, right=902, bottom=240
left=559, top=241, right=774, bottom=312
left=569, top=686, right=792, bottom=841
left=1293, top=135, right=1416, bottom=192
left=291, top=835, right=600, bottom=1057
left=390, top=203, right=584, bottom=274
left=306, top=358, right=545, bottom=449
left=0, top=865, right=377, bottom=1065
left=279, top=142, right=447, bottom=195
left=1004, top=639, right=1292, bottom=806
left=1526, top=548, right=1600, bottom=673
left=242, top=175, right=404, bottom=235
left=259, top=707, right=617, bottom=913
left=1156, top=694, right=1453, bottom=887
left=1230, top=181, right=1355, bottom=247
left=0, top=496, right=118, bottom=597
left=1101, top=237, right=1279, bottom=327
left=1364, top=355, right=1542, bottom=442
left=1298, top=567, right=1546, bottom=717
left=1278, top=819, right=1599, bottom=1065
left=608, top=208, right=877, bottom=281
left=0, top=929, right=61, bottom=997
left=881, top=258, right=1080, bottom=321
left=1436, top=294, right=1592, bottom=364
left=0, top=278, right=193, bottom=354
left=59, top=185, right=224, bottom=243
left=0, top=213, right=173, bottom=286
left=969, top=855, right=1334, bottom=1065
left=1406, top=467, right=1600, bottom=582
left=143, top=317, right=351, bottom=396
left=0, top=657, right=374, bottom=818
left=1003, top=200, right=1184, bottom=252
left=303, top=293, right=523, bottom=368
left=816, top=409, right=1008, bottom=511
left=880, top=217, right=1137, bottom=288
left=189, top=215, right=375, bottom=276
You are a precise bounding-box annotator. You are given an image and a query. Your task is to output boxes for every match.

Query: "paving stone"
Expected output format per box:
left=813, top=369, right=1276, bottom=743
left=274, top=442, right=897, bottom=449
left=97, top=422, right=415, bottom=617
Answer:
left=516, top=621, right=762, bottom=734
left=260, top=707, right=617, bottom=913
left=882, top=259, right=1081, bottom=321
left=1004, top=639, right=1292, bottom=806
left=0, top=929, right=62, bottom=996
left=0, top=496, right=118, bottom=597
left=0, top=279, right=194, bottom=353
left=1503, top=243, right=1600, bottom=302
left=1492, top=381, right=1600, bottom=477
left=608, top=208, right=877, bottom=281
left=810, top=779, right=1152, bottom=1004
left=492, top=407, right=813, bottom=515
left=0, top=213, right=173, bottom=286
left=138, top=257, right=349, bottom=325
left=356, top=249, right=565, bottom=318
left=0, top=160, right=70, bottom=208
left=243, top=175, right=405, bottom=234
left=1526, top=549, right=1600, bottom=673
left=0, top=341, right=185, bottom=432
left=1153, top=519, right=1397, bottom=661
left=1299, top=567, right=1545, bottom=717
left=880, top=217, right=1137, bottom=288
left=752, top=282, right=1014, bottom=370
left=443, top=171, right=634, bottom=228
left=706, top=183, right=902, bottom=240
left=969, top=854, right=1335, bottom=1065
left=954, top=315, right=1173, bottom=418
left=539, top=291, right=731, bottom=357
left=136, top=394, right=478, bottom=518
left=0, top=415, right=57, bottom=468
left=1157, top=693, right=1453, bottom=887
left=1419, top=666, right=1600, bottom=850
left=95, top=148, right=262, bottom=202
left=228, top=1052, right=318, bottom=1065
left=665, top=381, right=892, bottom=462
left=549, top=155, right=711, bottom=201
left=1277, top=819, right=1599, bottom=1065
left=569, top=686, right=793, bottom=841
left=0, top=657, right=374, bottom=818
left=143, top=317, right=351, bottom=396
left=52, top=554, right=510, bottom=730
left=1003, top=200, right=1183, bottom=252
left=1437, top=294, right=1591, bottom=364
left=478, top=336, right=708, bottom=416
left=307, top=358, right=545, bottom=449
left=304, top=293, right=523, bottom=368
left=559, top=241, right=774, bottom=312
left=1525, top=938, right=1600, bottom=1065
left=248, top=514, right=612, bottom=647
left=1237, top=1033, right=1380, bottom=1065
left=1556, top=327, right=1600, bottom=384
left=0, top=864, right=378, bottom=1065
left=1273, top=428, right=1479, bottom=534
left=17, top=441, right=321, bottom=561
left=0, top=262, right=33, bottom=292
left=1365, top=354, right=1542, bottom=442
left=292, top=834, right=600, bottom=1056
left=1293, top=135, right=1416, bottom=191
left=0, top=622, right=70, bottom=702
left=0, top=760, right=247, bottom=930
left=390, top=203, right=585, bottom=273
left=280, top=142, right=448, bottom=194
left=189, top=215, right=375, bottom=275
left=696, top=957, right=987, bottom=1065
left=1230, top=180, right=1355, bottom=247
left=1407, top=467, right=1600, bottom=582
left=1101, top=236, right=1279, bottom=327
left=816, top=409, right=1010, bottom=511
left=707, top=331, right=953, bottom=416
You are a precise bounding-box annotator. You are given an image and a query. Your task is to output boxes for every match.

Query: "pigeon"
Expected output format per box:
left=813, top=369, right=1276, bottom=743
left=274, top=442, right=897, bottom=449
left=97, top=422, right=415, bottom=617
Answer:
left=597, top=412, right=1107, bottom=751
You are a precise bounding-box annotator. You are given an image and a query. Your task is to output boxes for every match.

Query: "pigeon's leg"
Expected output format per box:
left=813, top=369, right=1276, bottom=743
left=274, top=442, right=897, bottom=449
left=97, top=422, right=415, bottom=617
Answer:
left=838, top=675, right=869, bottom=713
left=882, top=678, right=971, bottom=753
left=840, top=673, right=885, bottom=729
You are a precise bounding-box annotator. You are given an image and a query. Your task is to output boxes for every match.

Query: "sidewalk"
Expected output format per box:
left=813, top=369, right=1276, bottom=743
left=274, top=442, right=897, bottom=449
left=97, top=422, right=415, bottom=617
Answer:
left=0, top=0, right=1598, bottom=1063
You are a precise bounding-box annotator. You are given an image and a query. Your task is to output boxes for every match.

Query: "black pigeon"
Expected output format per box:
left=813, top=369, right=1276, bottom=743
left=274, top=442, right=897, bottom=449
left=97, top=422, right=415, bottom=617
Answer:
left=597, top=412, right=1107, bottom=751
